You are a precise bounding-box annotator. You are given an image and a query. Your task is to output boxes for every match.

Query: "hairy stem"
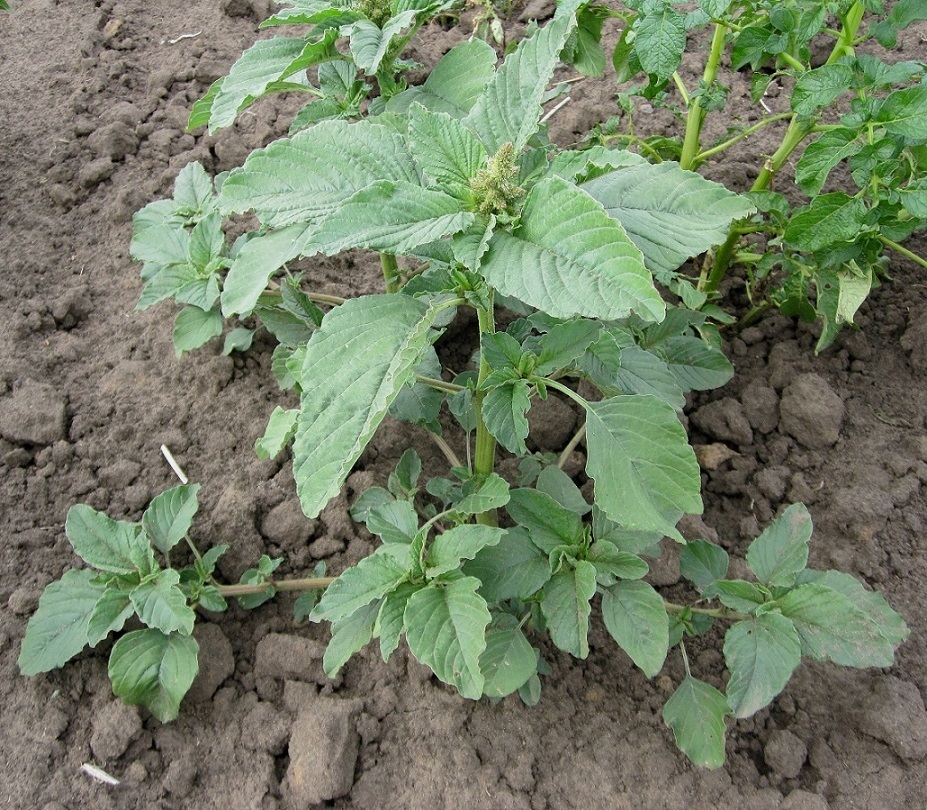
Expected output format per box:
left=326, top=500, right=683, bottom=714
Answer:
left=663, top=600, right=750, bottom=622
left=381, top=253, right=402, bottom=294
left=557, top=423, right=586, bottom=469
left=414, top=375, right=466, bottom=395
left=218, top=576, right=336, bottom=597
left=680, top=23, right=726, bottom=171
left=473, top=295, right=498, bottom=526
left=879, top=236, right=927, bottom=270
left=694, top=112, right=792, bottom=164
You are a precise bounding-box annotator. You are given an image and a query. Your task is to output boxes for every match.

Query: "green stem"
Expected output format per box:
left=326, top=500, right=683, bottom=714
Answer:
left=671, top=72, right=690, bottom=107
left=557, top=423, right=586, bottom=469
left=381, top=253, right=402, bottom=293
left=308, top=292, right=346, bottom=307
left=680, top=23, right=726, bottom=171
left=736, top=300, right=774, bottom=331
left=694, top=112, right=792, bottom=164
left=218, top=576, right=336, bottom=597
left=879, top=236, right=927, bottom=270
left=415, top=375, right=466, bottom=395
left=777, top=51, right=805, bottom=72
left=473, top=294, right=498, bottom=527
left=663, top=601, right=750, bottom=621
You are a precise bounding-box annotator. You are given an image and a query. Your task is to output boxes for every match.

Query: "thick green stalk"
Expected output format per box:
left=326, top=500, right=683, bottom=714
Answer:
left=680, top=23, right=726, bottom=171
left=473, top=295, right=498, bottom=527
left=381, top=253, right=402, bottom=293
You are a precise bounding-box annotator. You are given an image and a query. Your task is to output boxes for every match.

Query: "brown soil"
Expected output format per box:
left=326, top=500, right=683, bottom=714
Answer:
left=1, top=2, right=926, bottom=808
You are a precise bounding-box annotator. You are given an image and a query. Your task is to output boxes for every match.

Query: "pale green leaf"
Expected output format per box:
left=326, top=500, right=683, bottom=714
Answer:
left=456, top=473, right=511, bottom=515
left=108, top=629, right=199, bottom=722
left=462, top=526, right=552, bottom=601
left=535, top=466, right=589, bottom=515
left=680, top=540, right=729, bottom=591
left=130, top=569, right=196, bottom=636
left=657, top=336, right=734, bottom=392
left=312, top=545, right=411, bottom=624
left=66, top=504, right=140, bottom=575
left=549, top=146, right=645, bottom=184
left=580, top=164, right=756, bottom=280
left=173, top=306, right=222, bottom=358
left=404, top=576, right=491, bottom=698
left=746, top=503, right=812, bottom=587
left=408, top=103, right=487, bottom=198
left=292, top=295, right=443, bottom=518
left=255, top=407, right=299, bottom=460
left=585, top=396, right=702, bottom=540
left=481, top=176, right=663, bottom=322
left=587, top=541, right=649, bottom=583
left=426, top=525, right=505, bottom=578
left=635, top=5, right=687, bottom=80
left=541, top=560, right=597, bottom=658
left=322, top=599, right=381, bottom=677
left=872, top=0, right=927, bottom=47
left=18, top=570, right=106, bottom=676
left=483, top=381, right=531, bottom=455
left=601, top=580, right=668, bottom=677
left=136, top=263, right=199, bottom=311
left=376, top=582, right=422, bottom=662
left=662, top=676, right=729, bottom=769
left=534, top=319, right=601, bottom=376
left=614, top=346, right=685, bottom=409
left=724, top=613, right=801, bottom=718
left=898, top=179, right=927, bottom=219
left=142, top=484, right=201, bottom=556
left=365, top=500, right=419, bottom=544
left=390, top=346, right=444, bottom=434
left=350, top=12, right=416, bottom=74
left=703, top=579, right=766, bottom=613
left=480, top=616, right=538, bottom=698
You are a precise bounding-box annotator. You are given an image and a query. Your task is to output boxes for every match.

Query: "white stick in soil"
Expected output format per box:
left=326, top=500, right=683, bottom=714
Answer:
left=160, top=445, right=189, bottom=484
left=80, top=763, right=120, bottom=787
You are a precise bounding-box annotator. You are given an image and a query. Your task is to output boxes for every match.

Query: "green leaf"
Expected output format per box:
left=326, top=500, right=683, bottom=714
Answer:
left=601, top=580, right=668, bottom=677
left=87, top=590, right=135, bottom=647
left=584, top=396, right=702, bottom=541
left=505, top=488, right=584, bottom=553
left=635, top=5, right=687, bottom=81
left=464, top=15, right=574, bottom=153
left=66, top=504, right=140, bottom=575
left=875, top=85, right=927, bottom=140
left=745, top=503, right=812, bottom=587
left=136, top=263, right=199, bottom=311
left=541, top=560, right=597, bottom=658
left=481, top=176, right=663, bottom=322
left=680, top=540, right=729, bottom=591
left=550, top=146, right=645, bottom=184
left=657, top=336, right=734, bottom=392
left=426, top=525, right=505, bottom=578
left=349, top=12, right=416, bottom=74
left=791, top=64, right=854, bottom=117
left=723, top=613, right=801, bottom=718
left=220, top=119, right=419, bottom=228
left=18, top=569, right=107, bottom=676
left=312, top=545, right=411, bottom=624
left=534, top=319, right=601, bottom=376
left=456, top=473, right=511, bottom=515
left=872, top=0, right=927, bottom=48
left=580, top=164, right=755, bottom=281
left=322, top=600, right=381, bottom=677
left=462, top=527, right=552, bottom=602
left=173, top=306, right=222, bottom=358
left=375, top=582, right=421, bottom=662
left=255, top=407, right=299, bottom=460
left=480, top=616, right=538, bottom=698
left=292, top=295, right=443, bottom=519
left=697, top=0, right=732, bottom=15
left=662, top=676, right=730, bottom=769
left=535, top=466, right=589, bottom=515
left=566, top=5, right=606, bottom=77
left=308, top=180, right=473, bottom=255
left=142, top=484, right=200, bottom=556
left=703, top=579, right=767, bottom=613
left=108, top=629, right=199, bottom=722
left=404, top=576, right=491, bottom=699
left=783, top=193, right=869, bottom=252
left=483, top=381, right=531, bottom=455
left=614, top=346, right=685, bottom=409
left=130, top=569, right=196, bottom=636
left=366, top=500, right=419, bottom=544
left=223, top=327, right=255, bottom=355
left=408, top=104, right=487, bottom=199
left=588, top=541, right=649, bottom=583
left=775, top=583, right=898, bottom=667
left=795, top=129, right=862, bottom=197
left=898, top=178, right=927, bottom=218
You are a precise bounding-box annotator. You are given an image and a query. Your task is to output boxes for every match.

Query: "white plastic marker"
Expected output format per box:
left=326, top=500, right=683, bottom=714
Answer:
left=160, top=445, right=189, bottom=484
left=80, top=763, right=120, bottom=787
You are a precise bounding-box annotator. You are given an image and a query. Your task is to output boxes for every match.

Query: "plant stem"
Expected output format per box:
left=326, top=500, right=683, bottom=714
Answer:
left=428, top=432, right=463, bottom=469
left=694, top=112, right=792, bottom=164
left=557, top=423, right=586, bottom=469
left=307, top=292, right=347, bottom=307
left=879, top=236, right=927, bottom=270
left=381, top=253, right=402, bottom=293
left=414, top=375, right=466, bottom=395
left=663, top=600, right=750, bottom=621
left=679, top=23, right=726, bottom=171
left=218, top=576, right=336, bottom=597
left=473, top=294, right=498, bottom=526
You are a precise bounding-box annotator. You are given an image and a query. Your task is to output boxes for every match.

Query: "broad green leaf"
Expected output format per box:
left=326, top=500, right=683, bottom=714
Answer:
left=783, top=193, right=869, bottom=252
left=795, top=129, right=862, bottom=197
left=601, top=579, right=668, bottom=677
left=723, top=613, right=801, bottom=718
left=506, top=488, right=584, bottom=553
left=408, top=104, right=487, bottom=198
left=130, top=216, right=190, bottom=271
left=697, top=0, right=732, bottom=15
left=404, top=576, right=491, bottom=699
left=173, top=306, right=222, bottom=358
left=703, top=579, right=767, bottom=613
left=898, top=179, right=927, bottom=218
left=483, top=381, right=531, bottom=455
left=534, top=319, right=601, bottom=376
left=349, top=12, right=416, bottom=75
left=292, top=295, right=443, bottom=518
left=680, top=540, right=729, bottom=591
left=519, top=673, right=542, bottom=706
left=481, top=176, right=663, bottom=322
left=657, top=336, right=734, bottom=392
left=635, top=5, right=687, bottom=80
left=389, top=448, right=422, bottom=498
left=386, top=39, right=497, bottom=117
left=549, top=146, right=645, bottom=184
left=592, top=504, right=663, bottom=554
left=255, top=406, right=299, bottom=460
left=584, top=396, right=702, bottom=540
left=542, top=561, right=597, bottom=658
left=480, top=616, right=538, bottom=698
left=427, top=525, right=505, bottom=578
left=462, top=526, right=552, bottom=601
left=66, top=504, right=140, bottom=575
left=108, top=629, right=199, bottom=722
left=662, top=676, right=730, bottom=769
left=308, top=180, right=473, bottom=255
left=588, top=541, right=649, bottom=583
left=791, top=64, right=854, bottom=117
left=746, top=504, right=812, bottom=588
left=366, top=500, right=419, bottom=544
left=87, top=589, right=135, bottom=647
left=223, top=327, right=255, bottom=355
left=482, top=331, right=524, bottom=370
left=452, top=217, right=495, bottom=270
left=142, top=484, right=201, bottom=556
left=322, top=599, right=381, bottom=677
left=464, top=15, right=574, bottom=153
left=312, top=545, right=411, bottom=624
left=566, top=5, right=606, bottom=77
left=188, top=79, right=222, bottom=131
left=376, top=582, right=422, bottom=662
left=776, top=583, right=897, bottom=667
left=580, top=164, right=756, bottom=280
left=136, top=263, right=199, bottom=311
left=130, top=569, right=196, bottom=636
left=875, top=86, right=927, bottom=140
left=873, top=1, right=927, bottom=48
left=614, top=346, right=685, bottom=409
left=536, top=466, right=589, bottom=516
left=390, top=349, right=444, bottom=434
left=18, top=570, right=106, bottom=676
left=220, top=119, right=419, bottom=228
left=456, top=473, right=511, bottom=515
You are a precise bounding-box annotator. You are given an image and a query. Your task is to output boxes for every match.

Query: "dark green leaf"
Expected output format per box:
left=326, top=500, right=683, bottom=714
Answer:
left=456, top=473, right=511, bottom=515
left=795, top=129, right=862, bottom=197
left=506, top=488, right=584, bottom=553
left=791, top=64, right=854, bottom=117
left=66, top=504, right=141, bottom=575
left=483, top=381, right=532, bottom=455
left=312, top=545, right=411, bottom=623
left=480, top=616, right=538, bottom=698
left=680, top=540, right=729, bottom=591
left=130, top=570, right=196, bottom=636
left=462, top=527, right=552, bottom=601
left=875, top=86, right=927, bottom=140
left=535, top=466, right=589, bottom=516
left=541, top=560, right=597, bottom=658
left=635, top=6, right=687, bottom=81
left=142, top=484, right=201, bottom=556
left=601, top=580, right=668, bottom=676
left=783, top=193, right=869, bottom=252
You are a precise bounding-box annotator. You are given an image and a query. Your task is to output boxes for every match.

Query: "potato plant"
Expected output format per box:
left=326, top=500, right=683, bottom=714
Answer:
left=19, top=2, right=909, bottom=769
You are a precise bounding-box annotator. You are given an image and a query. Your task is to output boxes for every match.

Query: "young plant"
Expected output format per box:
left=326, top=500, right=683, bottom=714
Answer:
left=593, top=0, right=927, bottom=349
left=21, top=3, right=909, bottom=768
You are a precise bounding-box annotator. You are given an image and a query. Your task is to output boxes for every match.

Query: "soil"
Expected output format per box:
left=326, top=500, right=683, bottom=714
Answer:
left=1, top=2, right=926, bottom=809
